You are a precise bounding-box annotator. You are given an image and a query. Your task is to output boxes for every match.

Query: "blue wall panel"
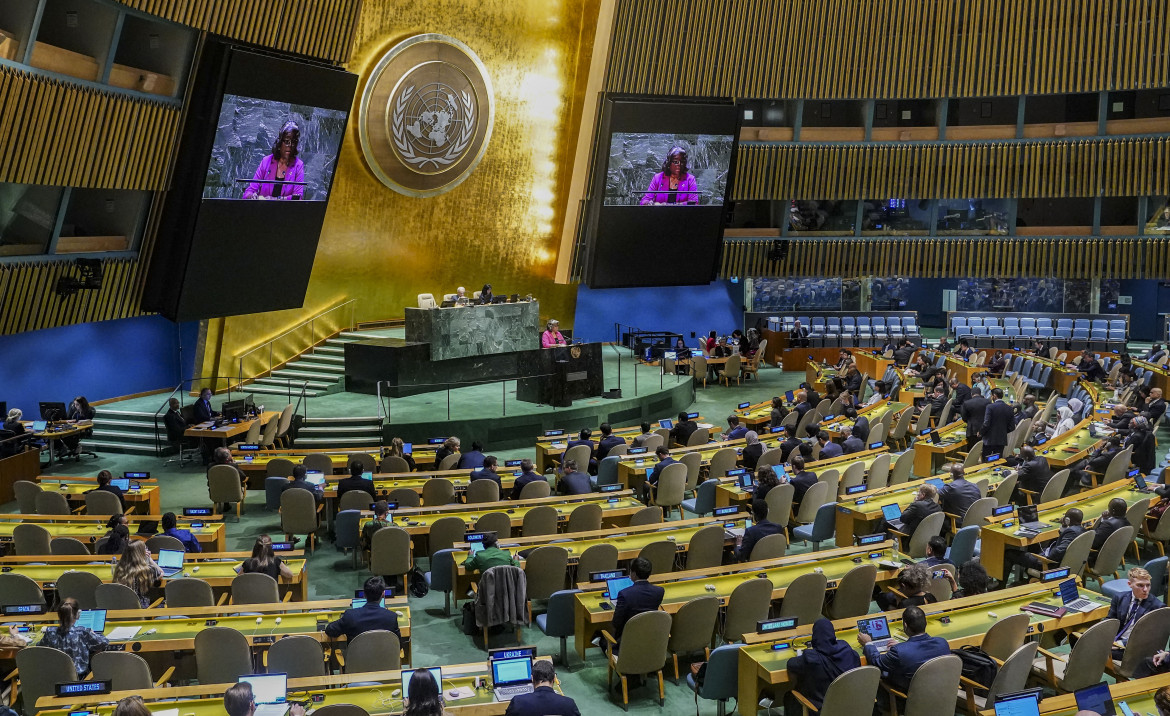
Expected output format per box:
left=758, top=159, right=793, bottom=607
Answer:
left=0, top=315, right=196, bottom=417
left=572, top=281, right=746, bottom=345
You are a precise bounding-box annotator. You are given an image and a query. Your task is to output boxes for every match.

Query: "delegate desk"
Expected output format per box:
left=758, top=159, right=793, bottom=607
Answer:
left=0, top=551, right=309, bottom=601
left=805, top=362, right=838, bottom=392
left=853, top=351, right=894, bottom=384
left=22, top=421, right=94, bottom=465
left=980, top=478, right=1157, bottom=580
left=359, top=492, right=645, bottom=554
left=231, top=447, right=434, bottom=477
left=975, top=672, right=1170, bottom=715
left=534, top=418, right=720, bottom=473
left=911, top=417, right=968, bottom=477
left=614, top=436, right=761, bottom=491
left=572, top=542, right=906, bottom=660
left=820, top=399, right=909, bottom=441
left=833, top=459, right=1011, bottom=546
left=1134, top=358, right=1170, bottom=393
left=450, top=515, right=749, bottom=603
left=714, top=448, right=892, bottom=509
left=734, top=399, right=799, bottom=431
left=0, top=514, right=225, bottom=551
left=185, top=411, right=279, bottom=446
left=35, top=659, right=550, bottom=716
left=736, top=581, right=1110, bottom=714
left=35, top=475, right=161, bottom=514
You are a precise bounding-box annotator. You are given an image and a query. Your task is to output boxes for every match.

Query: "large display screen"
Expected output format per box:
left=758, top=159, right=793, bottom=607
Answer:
left=202, top=95, right=348, bottom=201
left=603, top=132, right=733, bottom=206
left=144, top=43, right=358, bottom=322
left=581, top=97, right=739, bottom=289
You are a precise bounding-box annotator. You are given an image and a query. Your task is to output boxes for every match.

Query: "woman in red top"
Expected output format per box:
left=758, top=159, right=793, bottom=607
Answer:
left=705, top=330, right=717, bottom=355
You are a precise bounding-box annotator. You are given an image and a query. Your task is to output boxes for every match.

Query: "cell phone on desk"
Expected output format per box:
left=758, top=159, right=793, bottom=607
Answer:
left=599, top=601, right=613, bottom=610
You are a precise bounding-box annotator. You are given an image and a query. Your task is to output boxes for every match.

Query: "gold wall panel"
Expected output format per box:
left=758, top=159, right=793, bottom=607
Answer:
left=198, top=0, right=602, bottom=385
left=0, top=65, right=179, bottom=189
left=115, top=0, right=362, bottom=65
left=608, top=0, right=1170, bottom=99
left=733, top=137, right=1170, bottom=200
left=720, top=237, right=1167, bottom=280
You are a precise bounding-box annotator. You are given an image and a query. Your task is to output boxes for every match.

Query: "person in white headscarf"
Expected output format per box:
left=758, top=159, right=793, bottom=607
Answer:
left=1050, top=406, right=1076, bottom=438
left=1066, top=397, right=1084, bottom=418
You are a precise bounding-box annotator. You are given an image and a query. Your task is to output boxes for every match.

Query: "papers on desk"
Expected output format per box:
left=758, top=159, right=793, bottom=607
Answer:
left=445, top=686, right=476, bottom=701
left=151, top=709, right=179, bottom=716
left=107, top=626, right=141, bottom=640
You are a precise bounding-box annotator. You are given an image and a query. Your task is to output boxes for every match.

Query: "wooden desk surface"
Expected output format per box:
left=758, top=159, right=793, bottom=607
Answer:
left=0, top=557, right=307, bottom=591
left=715, top=448, right=892, bottom=508
left=185, top=411, right=278, bottom=440
left=820, top=399, right=909, bottom=440
left=736, top=581, right=1110, bottom=714
left=22, top=421, right=92, bottom=439
left=361, top=494, right=646, bottom=538
left=977, top=671, right=1170, bottom=715
left=573, top=542, right=905, bottom=659
left=34, top=481, right=161, bottom=513
left=0, top=516, right=225, bottom=551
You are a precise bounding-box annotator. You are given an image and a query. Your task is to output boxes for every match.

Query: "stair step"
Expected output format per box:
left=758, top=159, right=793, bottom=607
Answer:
left=84, top=440, right=160, bottom=455
left=315, top=346, right=345, bottom=356
left=268, top=370, right=339, bottom=384
left=89, top=428, right=161, bottom=441
left=294, top=357, right=345, bottom=371
left=248, top=385, right=323, bottom=398
left=303, top=353, right=345, bottom=364
left=97, top=408, right=158, bottom=420
left=300, top=426, right=382, bottom=436
left=303, top=416, right=382, bottom=425
left=92, top=418, right=160, bottom=430
left=296, top=436, right=381, bottom=447
left=255, top=377, right=334, bottom=390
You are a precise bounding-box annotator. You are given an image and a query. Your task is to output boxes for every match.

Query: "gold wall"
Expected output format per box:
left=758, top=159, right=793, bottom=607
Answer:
left=199, top=0, right=599, bottom=384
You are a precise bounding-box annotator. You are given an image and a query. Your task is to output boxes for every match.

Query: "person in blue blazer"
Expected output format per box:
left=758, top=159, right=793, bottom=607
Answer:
left=324, top=577, right=400, bottom=641
left=859, top=606, right=951, bottom=692
left=1106, top=566, right=1165, bottom=658
left=457, top=441, right=487, bottom=470
left=725, top=415, right=749, bottom=441
left=611, top=557, right=664, bottom=649
left=503, top=660, right=580, bottom=716
left=595, top=423, right=626, bottom=461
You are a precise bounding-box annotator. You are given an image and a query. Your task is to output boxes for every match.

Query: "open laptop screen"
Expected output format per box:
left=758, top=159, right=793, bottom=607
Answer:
left=76, top=609, right=106, bottom=633
left=243, top=674, right=287, bottom=704
left=490, top=656, right=533, bottom=688
left=403, top=668, right=442, bottom=699
left=157, top=549, right=184, bottom=571
left=992, top=689, right=1041, bottom=716
left=606, top=577, right=634, bottom=600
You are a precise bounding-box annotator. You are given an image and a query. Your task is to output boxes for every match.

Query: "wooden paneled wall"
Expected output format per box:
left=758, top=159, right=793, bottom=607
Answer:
left=0, top=65, right=179, bottom=190
left=116, top=0, right=362, bottom=64
left=0, top=258, right=146, bottom=334
left=720, top=237, right=1169, bottom=279
left=733, top=137, right=1170, bottom=200
left=608, top=0, right=1170, bottom=98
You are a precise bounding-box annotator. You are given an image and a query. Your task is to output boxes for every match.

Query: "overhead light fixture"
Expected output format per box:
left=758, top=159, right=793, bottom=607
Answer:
left=55, top=258, right=104, bottom=298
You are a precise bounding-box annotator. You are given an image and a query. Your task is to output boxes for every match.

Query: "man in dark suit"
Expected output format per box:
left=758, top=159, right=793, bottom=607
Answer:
left=510, top=459, right=544, bottom=500
left=670, top=412, right=698, bottom=446
left=738, top=500, right=785, bottom=561
left=470, top=455, right=503, bottom=489
left=859, top=606, right=951, bottom=692
left=567, top=429, right=595, bottom=458
left=960, top=387, right=989, bottom=443
left=1078, top=352, right=1107, bottom=382
left=725, top=415, right=749, bottom=441
left=557, top=459, right=592, bottom=496
left=804, top=385, right=822, bottom=410
left=504, top=660, right=580, bottom=716
left=778, top=429, right=803, bottom=463
left=895, top=484, right=942, bottom=539
left=790, top=320, right=810, bottom=348
left=1004, top=508, right=1084, bottom=583
left=1091, top=497, right=1131, bottom=554
left=1105, top=566, right=1165, bottom=657
left=1107, top=403, right=1136, bottom=434
left=1144, top=344, right=1167, bottom=362
left=843, top=366, right=863, bottom=395
left=948, top=377, right=972, bottom=409
left=88, top=470, right=126, bottom=511
left=793, top=391, right=813, bottom=423
left=324, top=576, right=400, bottom=641
left=595, top=423, right=626, bottom=461
left=852, top=414, right=870, bottom=443
left=1013, top=395, right=1038, bottom=428
left=954, top=340, right=975, bottom=361
left=1142, top=388, right=1166, bottom=424
left=981, top=388, right=1014, bottom=457
left=841, top=426, right=865, bottom=454
left=337, top=460, right=376, bottom=502
left=457, top=441, right=487, bottom=470
left=892, top=340, right=916, bottom=366
left=193, top=388, right=218, bottom=424
left=283, top=465, right=323, bottom=505
left=816, top=430, right=842, bottom=459
left=642, top=446, right=677, bottom=501
left=1011, top=446, right=1052, bottom=503
left=630, top=422, right=656, bottom=449
left=926, top=385, right=949, bottom=420
left=937, top=463, right=980, bottom=524
left=611, top=557, right=664, bottom=647
left=788, top=455, right=818, bottom=504
left=163, top=397, right=189, bottom=440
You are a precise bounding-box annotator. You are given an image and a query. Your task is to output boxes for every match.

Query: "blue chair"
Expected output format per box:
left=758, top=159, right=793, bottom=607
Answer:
left=1003, top=317, right=1019, bottom=329
left=265, top=477, right=287, bottom=511
left=1038, top=326, right=1055, bottom=338
left=681, top=479, right=717, bottom=517
left=792, top=502, right=837, bottom=551
left=1104, top=556, right=1170, bottom=602
left=591, top=456, right=620, bottom=490
left=1074, top=319, right=1090, bottom=331
left=425, top=548, right=457, bottom=616
left=946, top=525, right=981, bottom=565
left=951, top=317, right=968, bottom=335
left=334, top=509, right=361, bottom=568
left=1110, top=320, right=1127, bottom=331
left=536, top=589, right=581, bottom=666
left=687, top=644, right=739, bottom=716
left=968, top=317, right=983, bottom=329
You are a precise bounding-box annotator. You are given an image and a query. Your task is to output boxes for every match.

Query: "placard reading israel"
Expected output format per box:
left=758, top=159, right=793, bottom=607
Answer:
left=359, top=34, right=495, bottom=197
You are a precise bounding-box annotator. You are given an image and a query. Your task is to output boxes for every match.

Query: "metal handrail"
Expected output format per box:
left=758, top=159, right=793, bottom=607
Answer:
left=234, top=299, right=358, bottom=386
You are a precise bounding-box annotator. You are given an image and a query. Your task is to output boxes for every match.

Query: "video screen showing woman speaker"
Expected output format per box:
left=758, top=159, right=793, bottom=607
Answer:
left=202, top=95, right=349, bottom=201
left=603, top=133, right=734, bottom=207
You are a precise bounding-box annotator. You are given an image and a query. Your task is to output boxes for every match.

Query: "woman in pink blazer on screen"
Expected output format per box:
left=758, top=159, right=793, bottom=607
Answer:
left=243, top=121, right=305, bottom=200
left=542, top=319, right=567, bottom=348
left=639, top=147, right=699, bottom=205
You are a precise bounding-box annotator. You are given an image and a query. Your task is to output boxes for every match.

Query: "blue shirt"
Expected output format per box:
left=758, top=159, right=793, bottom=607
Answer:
left=726, top=426, right=749, bottom=440
left=40, top=625, right=109, bottom=675
left=819, top=441, right=843, bottom=459
left=163, top=526, right=202, bottom=553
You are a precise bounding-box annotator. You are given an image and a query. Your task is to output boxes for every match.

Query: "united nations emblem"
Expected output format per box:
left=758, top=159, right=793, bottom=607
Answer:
left=570, top=345, right=582, bottom=359
left=359, top=34, right=494, bottom=197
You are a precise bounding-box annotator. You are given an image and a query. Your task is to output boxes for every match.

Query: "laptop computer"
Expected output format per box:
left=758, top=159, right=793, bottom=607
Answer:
left=1017, top=504, right=1046, bottom=531
left=76, top=609, right=106, bottom=633
left=605, top=576, right=634, bottom=600
left=992, top=688, right=1042, bottom=716
left=857, top=615, right=899, bottom=652
left=1073, top=681, right=1115, bottom=716
left=881, top=503, right=905, bottom=531
left=725, top=518, right=754, bottom=539
left=243, top=674, right=289, bottom=716
left=157, top=549, right=185, bottom=577
left=31, top=420, right=47, bottom=432
left=738, top=472, right=756, bottom=493
left=659, top=418, right=674, bottom=430
left=111, top=478, right=131, bottom=491
left=305, top=471, right=326, bottom=487
left=403, top=667, right=442, bottom=699
left=490, top=656, right=535, bottom=701
left=1057, top=578, right=1097, bottom=613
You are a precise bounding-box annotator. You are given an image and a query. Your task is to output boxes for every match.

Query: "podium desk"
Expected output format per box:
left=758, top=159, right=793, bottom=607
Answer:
left=405, top=300, right=539, bottom=361
left=574, top=542, right=906, bottom=660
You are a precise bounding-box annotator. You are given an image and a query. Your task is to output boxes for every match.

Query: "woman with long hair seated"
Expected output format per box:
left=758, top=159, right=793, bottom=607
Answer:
left=404, top=668, right=452, bottom=716
left=97, top=514, right=130, bottom=555
left=113, top=541, right=162, bottom=608
left=40, top=598, right=109, bottom=675
left=236, top=534, right=294, bottom=582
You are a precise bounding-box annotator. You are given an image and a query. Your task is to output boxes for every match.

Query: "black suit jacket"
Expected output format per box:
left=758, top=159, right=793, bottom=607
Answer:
left=952, top=383, right=971, bottom=407
left=1043, top=524, right=1085, bottom=563
left=742, top=443, right=765, bottom=470
left=193, top=398, right=217, bottom=423
left=899, top=499, right=941, bottom=537
left=1106, top=592, right=1166, bottom=638
left=982, top=400, right=1014, bottom=448
left=323, top=602, right=400, bottom=641
left=961, top=396, right=990, bottom=440
left=938, top=478, right=981, bottom=519
left=671, top=420, right=698, bottom=446
left=470, top=468, right=502, bottom=488
left=504, top=686, right=580, bottom=716
left=511, top=470, right=544, bottom=500
left=842, top=436, right=865, bottom=454
left=163, top=409, right=188, bottom=441
left=597, top=435, right=625, bottom=461
left=790, top=470, right=818, bottom=503
left=778, top=438, right=802, bottom=463
left=88, top=484, right=126, bottom=511
left=283, top=478, right=323, bottom=505
left=1144, top=398, right=1167, bottom=424
left=337, top=476, right=376, bottom=502
left=1092, top=514, right=1130, bottom=551
left=1016, top=456, right=1052, bottom=495
left=612, top=580, right=665, bottom=640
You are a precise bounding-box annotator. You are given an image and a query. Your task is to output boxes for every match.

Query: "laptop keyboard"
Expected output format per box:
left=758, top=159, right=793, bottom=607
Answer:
left=1065, top=597, right=1094, bottom=611
left=495, top=685, right=534, bottom=699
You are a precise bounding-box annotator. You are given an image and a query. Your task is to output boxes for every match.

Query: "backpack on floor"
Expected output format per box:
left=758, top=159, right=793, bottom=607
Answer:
left=408, top=567, right=429, bottom=598
left=954, top=645, right=998, bottom=695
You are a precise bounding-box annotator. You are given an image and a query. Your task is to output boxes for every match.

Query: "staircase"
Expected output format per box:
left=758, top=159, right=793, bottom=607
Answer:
left=296, top=415, right=383, bottom=449
left=88, top=406, right=167, bottom=456
left=245, top=329, right=399, bottom=399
